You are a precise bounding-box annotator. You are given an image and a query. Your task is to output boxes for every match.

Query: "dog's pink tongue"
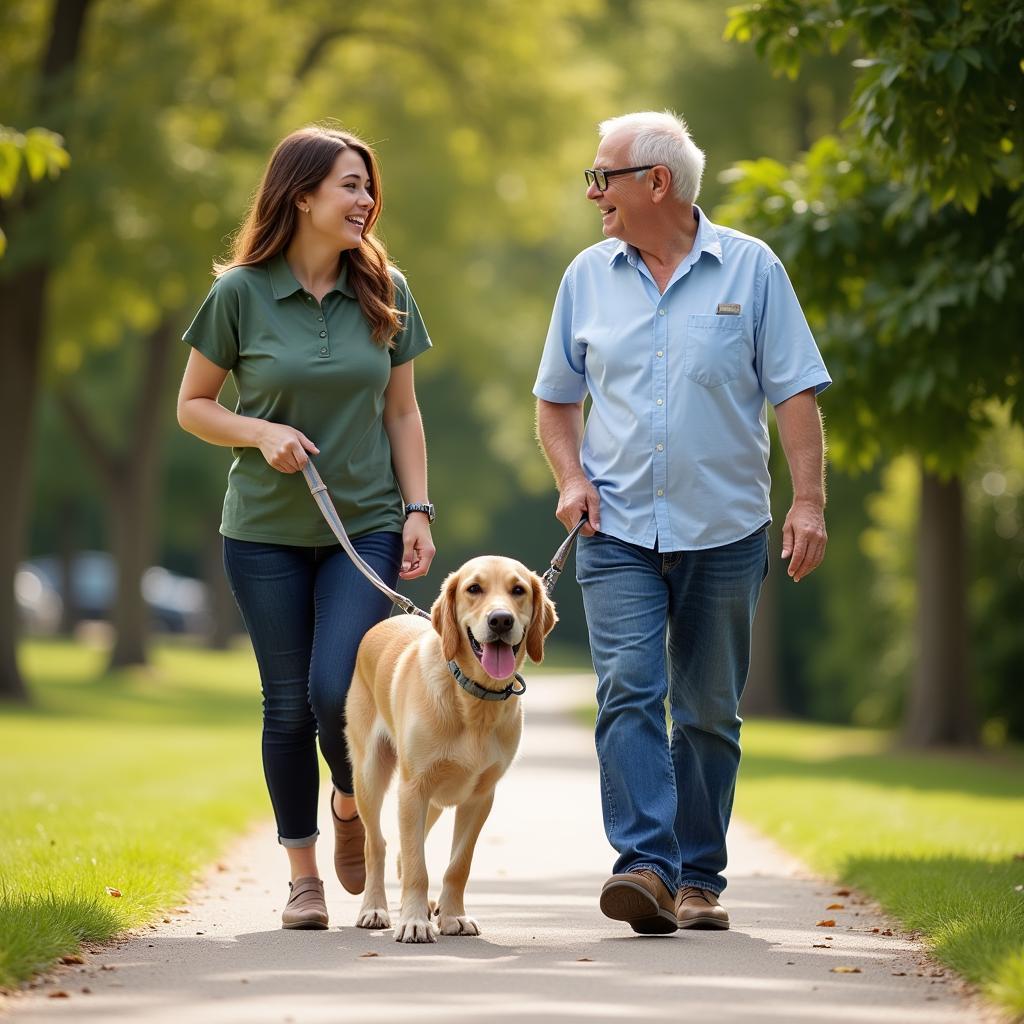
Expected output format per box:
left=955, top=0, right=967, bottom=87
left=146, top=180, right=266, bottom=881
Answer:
left=481, top=641, right=515, bottom=680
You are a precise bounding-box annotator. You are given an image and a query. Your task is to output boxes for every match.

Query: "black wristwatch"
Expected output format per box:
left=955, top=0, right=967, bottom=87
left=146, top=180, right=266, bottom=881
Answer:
left=404, top=502, right=435, bottom=523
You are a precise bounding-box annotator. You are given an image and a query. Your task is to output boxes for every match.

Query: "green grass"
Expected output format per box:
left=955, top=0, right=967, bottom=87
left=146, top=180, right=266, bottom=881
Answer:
left=0, top=640, right=267, bottom=989
left=736, top=721, right=1024, bottom=1017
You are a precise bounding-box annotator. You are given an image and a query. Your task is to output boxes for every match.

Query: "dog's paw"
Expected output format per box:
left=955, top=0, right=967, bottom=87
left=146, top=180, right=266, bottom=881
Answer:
left=437, top=914, right=481, bottom=936
left=356, top=907, right=391, bottom=929
left=394, top=916, right=437, bottom=943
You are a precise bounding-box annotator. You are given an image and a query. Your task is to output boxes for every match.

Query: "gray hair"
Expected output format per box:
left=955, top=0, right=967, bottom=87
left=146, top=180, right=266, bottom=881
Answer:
left=598, top=110, right=705, bottom=204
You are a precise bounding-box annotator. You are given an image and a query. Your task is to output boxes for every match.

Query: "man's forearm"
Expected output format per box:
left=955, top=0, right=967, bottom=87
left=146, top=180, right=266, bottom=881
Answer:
left=774, top=388, right=826, bottom=505
left=536, top=399, right=587, bottom=488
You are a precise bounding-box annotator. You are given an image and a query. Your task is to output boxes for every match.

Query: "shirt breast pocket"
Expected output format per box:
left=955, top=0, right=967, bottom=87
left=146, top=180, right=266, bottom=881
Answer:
left=683, top=314, right=746, bottom=388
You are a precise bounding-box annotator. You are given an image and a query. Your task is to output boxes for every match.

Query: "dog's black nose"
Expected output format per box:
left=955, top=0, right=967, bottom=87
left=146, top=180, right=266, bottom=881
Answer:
left=487, top=609, right=514, bottom=635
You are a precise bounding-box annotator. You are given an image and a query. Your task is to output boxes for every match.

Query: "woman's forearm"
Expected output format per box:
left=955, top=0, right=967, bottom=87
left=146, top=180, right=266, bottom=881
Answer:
left=384, top=408, right=429, bottom=504
left=177, top=397, right=270, bottom=450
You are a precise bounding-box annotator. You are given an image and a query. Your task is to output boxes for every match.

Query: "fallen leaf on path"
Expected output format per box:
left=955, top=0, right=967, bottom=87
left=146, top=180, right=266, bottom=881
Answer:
left=104, top=887, right=121, bottom=898
left=812, top=944, right=830, bottom=948
left=831, top=966, right=861, bottom=974
left=359, top=952, right=379, bottom=958
left=892, top=971, right=907, bottom=976
left=881, top=929, right=893, bottom=936
left=577, top=957, right=593, bottom=962
left=48, top=991, right=70, bottom=998
left=833, top=888, right=851, bottom=896
left=816, top=919, right=836, bottom=927
left=59, top=955, right=84, bottom=965
left=826, top=903, right=845, bottom=910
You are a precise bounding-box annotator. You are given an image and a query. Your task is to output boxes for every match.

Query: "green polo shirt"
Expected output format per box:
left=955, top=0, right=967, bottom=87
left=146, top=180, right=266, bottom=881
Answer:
left=182, top=252, right=431, bottom=545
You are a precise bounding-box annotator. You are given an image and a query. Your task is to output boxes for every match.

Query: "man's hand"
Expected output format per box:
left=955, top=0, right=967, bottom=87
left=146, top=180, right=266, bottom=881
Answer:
left=556, top=474, right=601, bottom=536
left=780, top=499, right=826, bottom=582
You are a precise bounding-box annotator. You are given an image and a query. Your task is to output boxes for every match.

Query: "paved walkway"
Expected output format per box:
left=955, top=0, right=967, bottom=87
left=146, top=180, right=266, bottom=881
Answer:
left=8, top=674, right=992, bottom=1022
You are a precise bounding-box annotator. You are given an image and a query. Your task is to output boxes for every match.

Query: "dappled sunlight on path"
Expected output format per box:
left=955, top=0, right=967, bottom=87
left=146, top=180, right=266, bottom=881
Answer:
left=7, top=674, right=994, bottom=1023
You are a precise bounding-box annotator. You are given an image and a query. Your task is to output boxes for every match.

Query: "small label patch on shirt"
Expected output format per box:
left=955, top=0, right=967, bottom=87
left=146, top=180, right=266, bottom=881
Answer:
left=716, top=303, right=741, bottom=315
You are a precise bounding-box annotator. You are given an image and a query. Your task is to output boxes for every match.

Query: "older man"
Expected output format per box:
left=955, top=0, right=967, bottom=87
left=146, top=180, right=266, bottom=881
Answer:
left=534, top=111, right=830, bottom=934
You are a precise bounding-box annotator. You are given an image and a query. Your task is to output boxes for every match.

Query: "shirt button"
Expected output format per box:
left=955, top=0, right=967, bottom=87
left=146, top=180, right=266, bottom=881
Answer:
left=658, top=308, right=666, bottom=317
left=656, top=444, right=664, bottom=452
left=656, top=398, right=663, bottom=406
left=320, top=347, right=328, bottom=355
left=319, top=330, right=327, bottom=338
left=657, top=489, right=664, bottom=497
left=656, top=351, right=663, bottom=358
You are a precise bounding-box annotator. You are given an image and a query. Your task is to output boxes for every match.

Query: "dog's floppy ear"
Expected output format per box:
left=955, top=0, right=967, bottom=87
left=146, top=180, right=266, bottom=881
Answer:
left=431, top=570, right=462, bottom=663
left=525, top=573, right=558, bottom=664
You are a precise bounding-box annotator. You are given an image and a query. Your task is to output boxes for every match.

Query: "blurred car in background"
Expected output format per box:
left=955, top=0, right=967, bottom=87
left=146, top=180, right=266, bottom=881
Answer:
left=16, top=551, right=209, bottom=635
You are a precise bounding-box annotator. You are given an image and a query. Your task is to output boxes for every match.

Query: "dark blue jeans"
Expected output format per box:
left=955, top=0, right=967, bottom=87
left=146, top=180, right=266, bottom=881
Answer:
left=223, top=533, right=402, bottom=848
left=576, top=527, right=769, bottom=895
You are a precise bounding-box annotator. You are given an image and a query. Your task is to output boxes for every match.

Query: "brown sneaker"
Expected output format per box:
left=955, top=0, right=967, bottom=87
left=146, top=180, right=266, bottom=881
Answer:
left=281, top=876, right=328, bottom=930
left=675, top=885, right=730, bottom=930
left=600, top=869, right=678, bottom=934
left=331, top=787, right=366, bottom=895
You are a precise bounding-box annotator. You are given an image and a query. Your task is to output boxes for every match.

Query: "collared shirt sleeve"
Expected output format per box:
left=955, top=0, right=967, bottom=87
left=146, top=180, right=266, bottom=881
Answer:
left=754, top=258, right=831, bottom=406
left=389, top=268, right=432, bottom=366
left=533, top=266, right=589, bottom=404
left=182, top=274, right=240, bottom=370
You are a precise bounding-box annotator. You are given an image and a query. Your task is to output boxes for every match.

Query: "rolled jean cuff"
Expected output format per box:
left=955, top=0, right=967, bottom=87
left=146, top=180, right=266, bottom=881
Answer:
left=679, top=878, right=722, bottom=896
left=631, top=862, right=676, bottom=894
left=278, top=829, right=319, bottom=849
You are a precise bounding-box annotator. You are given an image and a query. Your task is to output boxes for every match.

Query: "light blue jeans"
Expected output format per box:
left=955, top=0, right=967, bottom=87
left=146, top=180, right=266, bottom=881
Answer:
left=576, top=527, right=769, bottom=895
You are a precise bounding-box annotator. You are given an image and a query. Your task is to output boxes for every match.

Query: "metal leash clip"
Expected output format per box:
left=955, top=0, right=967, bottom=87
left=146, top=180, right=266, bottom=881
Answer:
left=541, top=515, right=588, bottom=597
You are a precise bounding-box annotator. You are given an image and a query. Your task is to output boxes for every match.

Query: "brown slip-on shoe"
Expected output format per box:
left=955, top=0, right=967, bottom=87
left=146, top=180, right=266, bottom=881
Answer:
left=600, top=869, right=678, bottom=934
left=675, top=885, right=730, bottom=930
left=331, top=787, right=366, bottom=895
left=281, top=876, right=328, bottom=930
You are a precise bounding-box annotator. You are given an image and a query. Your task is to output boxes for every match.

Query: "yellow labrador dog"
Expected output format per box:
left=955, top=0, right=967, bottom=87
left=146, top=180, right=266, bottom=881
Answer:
left=345, top=555, right=557, bottom=943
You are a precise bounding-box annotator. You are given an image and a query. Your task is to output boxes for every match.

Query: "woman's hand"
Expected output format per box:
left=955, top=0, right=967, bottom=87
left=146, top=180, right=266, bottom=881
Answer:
left=399, top=514, right=435, bottom=580
left=257, top=422, right=320, bottom=473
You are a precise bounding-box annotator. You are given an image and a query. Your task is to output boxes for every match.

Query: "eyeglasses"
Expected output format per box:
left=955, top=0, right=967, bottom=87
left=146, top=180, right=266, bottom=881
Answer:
left=584, top=165, right=654, bottom=192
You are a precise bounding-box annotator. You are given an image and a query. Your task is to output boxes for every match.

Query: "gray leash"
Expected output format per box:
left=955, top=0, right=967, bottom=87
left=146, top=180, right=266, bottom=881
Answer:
left=301, top=458, right=586, bottom=702
left=301, top=460, right=429, bottom=619
left=302, top=458, right=586, bottom=613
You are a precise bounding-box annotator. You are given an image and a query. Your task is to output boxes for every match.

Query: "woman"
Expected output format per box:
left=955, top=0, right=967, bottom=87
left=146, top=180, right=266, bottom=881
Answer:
left=177, top=126, right=435, bottom=930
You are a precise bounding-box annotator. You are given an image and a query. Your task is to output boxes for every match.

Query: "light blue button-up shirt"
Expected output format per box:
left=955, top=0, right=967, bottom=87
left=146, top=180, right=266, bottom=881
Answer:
left=533, top=207, right=831, bottom=551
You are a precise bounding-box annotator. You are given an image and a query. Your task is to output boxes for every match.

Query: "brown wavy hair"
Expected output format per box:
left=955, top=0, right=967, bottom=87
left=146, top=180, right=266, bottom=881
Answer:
left=215, top=126, right=403, bottom=347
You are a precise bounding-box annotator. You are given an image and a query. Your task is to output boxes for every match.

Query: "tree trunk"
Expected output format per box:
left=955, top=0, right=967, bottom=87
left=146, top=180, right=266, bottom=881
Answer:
left=0, top=269, right=48, bottom=702
left=106, top=476, right=152, bottom=668
left=0, top=0, right=95, bottom=701
left=903, top=468, right=975, bottom=746
left=57, top=319, right=177, bottom=672
left=56, top=497, right=81, bottom=635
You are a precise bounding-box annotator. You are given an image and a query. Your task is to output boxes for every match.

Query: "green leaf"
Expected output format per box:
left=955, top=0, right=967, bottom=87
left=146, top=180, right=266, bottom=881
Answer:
left=960, top=48, right=982, bottom=70
left=0, top=144, right=22, bottom=198
left=946, top=55, right=967, bottom=92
